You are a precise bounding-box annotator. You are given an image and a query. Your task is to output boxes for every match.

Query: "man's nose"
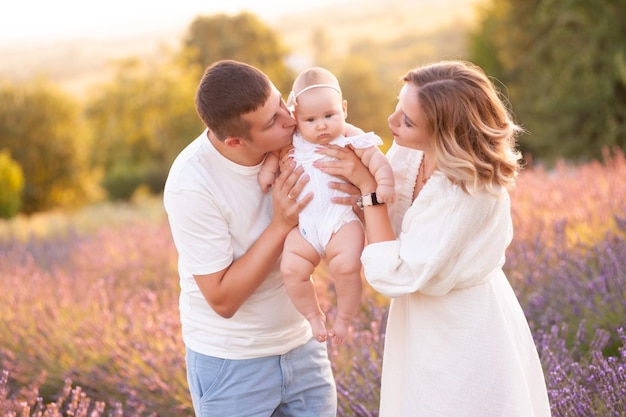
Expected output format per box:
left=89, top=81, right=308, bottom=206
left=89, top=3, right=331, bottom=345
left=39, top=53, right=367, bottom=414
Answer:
left=283, top=113, right=296, bottom=127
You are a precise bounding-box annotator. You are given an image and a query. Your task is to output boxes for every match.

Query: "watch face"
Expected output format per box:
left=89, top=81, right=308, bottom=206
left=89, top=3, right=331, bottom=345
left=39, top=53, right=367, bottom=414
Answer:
left=363, top=193, right=373, bottom=207
left=357, top=193, right=383, bottom=210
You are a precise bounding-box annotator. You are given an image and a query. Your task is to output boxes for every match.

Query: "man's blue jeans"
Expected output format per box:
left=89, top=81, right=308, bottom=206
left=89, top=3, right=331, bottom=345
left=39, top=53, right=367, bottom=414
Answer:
left=186, top=337, right=337, bottom=416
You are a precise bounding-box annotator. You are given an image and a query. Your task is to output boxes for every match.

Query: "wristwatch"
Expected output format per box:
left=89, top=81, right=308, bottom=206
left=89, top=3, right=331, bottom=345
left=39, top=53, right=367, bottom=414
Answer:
left=356, top=192, right=384, bottom=210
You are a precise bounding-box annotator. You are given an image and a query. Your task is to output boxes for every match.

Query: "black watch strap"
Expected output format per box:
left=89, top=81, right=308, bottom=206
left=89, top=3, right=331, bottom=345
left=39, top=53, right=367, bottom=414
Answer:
left=356, top=192, right=383, bottom=210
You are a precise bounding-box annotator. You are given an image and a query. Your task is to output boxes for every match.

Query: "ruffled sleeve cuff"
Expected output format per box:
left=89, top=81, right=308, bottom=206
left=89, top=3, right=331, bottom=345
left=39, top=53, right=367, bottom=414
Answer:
left=332, top=132, right=383, bottom=148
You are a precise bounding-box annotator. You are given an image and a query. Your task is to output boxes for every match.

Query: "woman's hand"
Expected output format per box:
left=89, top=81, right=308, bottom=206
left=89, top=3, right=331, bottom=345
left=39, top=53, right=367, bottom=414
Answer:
left=314, top=144, right=377, bottom=196
left=327, top=181, right=360, bottom=207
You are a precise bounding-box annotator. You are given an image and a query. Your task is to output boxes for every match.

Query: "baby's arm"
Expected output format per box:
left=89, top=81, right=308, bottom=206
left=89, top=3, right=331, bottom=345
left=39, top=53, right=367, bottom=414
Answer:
left=258, top=145, right=294, bottom=192
left=353, top=146, right=395, bottom=203
left=344, top=123, right=365, bottom=137
left=258, top=152, right=280, bottom=192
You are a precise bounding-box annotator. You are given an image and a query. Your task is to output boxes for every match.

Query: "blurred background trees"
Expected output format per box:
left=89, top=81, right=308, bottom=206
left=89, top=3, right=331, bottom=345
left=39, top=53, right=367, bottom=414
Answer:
left=470, top=0, right=626, bottom=162
left=183, top=12, right=295, bottom=95
left=0, top=0, right=624, bottom=216
left=0, top=149, right=23, bottom=218
left=85, top=56, right=202, bottom=200
left=334, top=56, right=396, bottom=152
left=0, top=79, right=99, bottom=214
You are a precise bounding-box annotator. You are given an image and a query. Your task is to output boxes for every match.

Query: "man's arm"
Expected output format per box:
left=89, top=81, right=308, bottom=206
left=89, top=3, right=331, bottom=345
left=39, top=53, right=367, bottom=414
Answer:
left=194, top=162, right=312, bottom=318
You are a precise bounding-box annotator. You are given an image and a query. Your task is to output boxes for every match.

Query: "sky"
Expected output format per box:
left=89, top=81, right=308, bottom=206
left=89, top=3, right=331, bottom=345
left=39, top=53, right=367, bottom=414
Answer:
left=0, top=0, right=342, bottom=45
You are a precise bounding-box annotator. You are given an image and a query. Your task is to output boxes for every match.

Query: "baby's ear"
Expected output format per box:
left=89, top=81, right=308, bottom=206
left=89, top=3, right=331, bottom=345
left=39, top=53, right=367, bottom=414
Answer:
left=343, top=99, right=348, bottom=118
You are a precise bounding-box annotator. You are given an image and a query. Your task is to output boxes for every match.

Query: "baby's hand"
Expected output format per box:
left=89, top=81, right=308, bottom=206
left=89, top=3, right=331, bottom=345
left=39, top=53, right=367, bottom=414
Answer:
left=278, top=146, right=294, bottom=163
left=258, top=169, right=276, bottom=192
left=375, top=185, right=395, bottom=204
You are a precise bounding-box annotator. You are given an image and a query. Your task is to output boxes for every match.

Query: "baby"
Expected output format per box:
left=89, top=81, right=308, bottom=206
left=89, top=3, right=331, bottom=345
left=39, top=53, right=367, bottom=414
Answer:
left=259, top=67, right=394, bottom=344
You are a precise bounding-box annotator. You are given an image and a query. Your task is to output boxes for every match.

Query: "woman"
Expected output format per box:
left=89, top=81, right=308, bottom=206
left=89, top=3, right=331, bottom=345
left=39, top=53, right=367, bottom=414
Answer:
left=315, top=60, right=551, bottom=416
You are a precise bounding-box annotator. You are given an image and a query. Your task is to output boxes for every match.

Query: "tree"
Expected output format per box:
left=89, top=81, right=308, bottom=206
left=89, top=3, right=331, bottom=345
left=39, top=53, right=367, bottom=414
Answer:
left=183, top=12, right=295, bottom=94
left=85, top=55, right=202, bottom=200
left=334, top=56, right=397, bottom=151
left=470, top=0, right=626, bottom=163
left=308, top=24, right=471, bottom=153
left=0, top=149, right=24, bottom=218
left=311, top=28, right=333, bottom=69
left=0, top=78, right=99, bottom=213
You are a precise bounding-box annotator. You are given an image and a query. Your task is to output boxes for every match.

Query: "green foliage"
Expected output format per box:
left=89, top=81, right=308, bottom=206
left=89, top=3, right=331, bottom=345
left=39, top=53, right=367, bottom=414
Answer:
left=0, top=78, right=101, bottom=214
left=310, top=24, right=470, bottom=150
left=467, top=4, right=504, bottom=79
left=334, top=56, right=397, bottom=151
left=103, top=161, right=168, bottom=201
left=372, top=24, right=469, bottom=78
left=470, top=0, right=626, bottom=163
left=183, top=12, right=295, bottom=94
left=0, top=149, right=24, bottom=218
left=85, top=57, right=202, bottom=200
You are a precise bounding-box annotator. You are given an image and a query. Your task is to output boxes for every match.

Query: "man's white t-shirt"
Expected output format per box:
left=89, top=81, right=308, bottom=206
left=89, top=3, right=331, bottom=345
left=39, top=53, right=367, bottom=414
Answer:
left=164, top=130, right=311, bottom=359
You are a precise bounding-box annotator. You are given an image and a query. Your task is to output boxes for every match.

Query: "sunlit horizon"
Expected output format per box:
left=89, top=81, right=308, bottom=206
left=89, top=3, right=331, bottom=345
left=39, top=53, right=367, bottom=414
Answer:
left=1, top=0, right=344, bottom=46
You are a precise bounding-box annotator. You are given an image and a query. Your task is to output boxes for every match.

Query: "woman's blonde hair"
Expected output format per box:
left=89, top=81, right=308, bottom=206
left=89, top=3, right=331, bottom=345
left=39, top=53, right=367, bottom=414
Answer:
left=403, top=60, right=523, bottom=194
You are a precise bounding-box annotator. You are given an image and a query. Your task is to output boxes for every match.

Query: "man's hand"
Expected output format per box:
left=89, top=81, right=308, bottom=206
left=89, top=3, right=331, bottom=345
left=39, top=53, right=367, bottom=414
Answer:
left=272, top=160, right=313, bottom=231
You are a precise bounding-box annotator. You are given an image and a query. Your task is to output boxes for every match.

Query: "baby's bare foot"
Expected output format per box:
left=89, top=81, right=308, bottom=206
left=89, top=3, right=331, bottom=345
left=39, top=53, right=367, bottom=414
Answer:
left=329, top=318, right=351, bottom=345
left=307, top=313, right=327, bottom=343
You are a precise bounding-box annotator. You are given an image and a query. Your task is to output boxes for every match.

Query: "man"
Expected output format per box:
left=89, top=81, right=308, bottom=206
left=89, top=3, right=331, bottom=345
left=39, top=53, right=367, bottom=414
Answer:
left=164, top=60, right=337, bottom=416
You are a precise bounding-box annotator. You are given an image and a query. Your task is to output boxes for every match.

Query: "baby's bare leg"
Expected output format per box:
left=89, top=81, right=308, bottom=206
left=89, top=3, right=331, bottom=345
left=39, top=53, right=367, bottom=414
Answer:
left=281, top=228, right=326, bottom=342
left=325, top=221, right=364, bottom=345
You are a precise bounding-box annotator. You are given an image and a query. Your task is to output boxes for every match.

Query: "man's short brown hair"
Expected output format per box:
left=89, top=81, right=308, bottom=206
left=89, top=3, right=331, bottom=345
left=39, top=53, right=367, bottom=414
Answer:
left=195, top=60, right=272, bottom=141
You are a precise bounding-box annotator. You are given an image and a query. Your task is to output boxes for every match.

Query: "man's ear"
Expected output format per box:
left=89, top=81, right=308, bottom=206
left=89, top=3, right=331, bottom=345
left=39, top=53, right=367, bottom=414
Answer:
left=224, top=136, right=246, bottom=149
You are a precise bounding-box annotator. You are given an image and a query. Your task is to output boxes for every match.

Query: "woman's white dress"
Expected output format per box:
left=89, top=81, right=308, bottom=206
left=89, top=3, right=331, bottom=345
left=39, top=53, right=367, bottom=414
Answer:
left=361, top=143, right=551, bottom=417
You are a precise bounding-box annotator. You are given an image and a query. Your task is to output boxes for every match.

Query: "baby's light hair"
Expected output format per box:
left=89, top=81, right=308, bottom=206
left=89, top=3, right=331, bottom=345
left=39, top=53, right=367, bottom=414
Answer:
left=287, top=67, right=342, bottom=108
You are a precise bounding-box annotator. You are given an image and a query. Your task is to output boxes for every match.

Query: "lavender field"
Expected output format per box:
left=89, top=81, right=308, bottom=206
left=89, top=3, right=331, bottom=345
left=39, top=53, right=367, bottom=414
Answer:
left=1, top=151, right=625, bottom=416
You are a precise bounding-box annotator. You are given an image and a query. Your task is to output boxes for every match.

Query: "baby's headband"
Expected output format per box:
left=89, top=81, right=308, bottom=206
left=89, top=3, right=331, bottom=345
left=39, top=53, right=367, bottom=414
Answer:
left=286, top=84, right=342, bottom=108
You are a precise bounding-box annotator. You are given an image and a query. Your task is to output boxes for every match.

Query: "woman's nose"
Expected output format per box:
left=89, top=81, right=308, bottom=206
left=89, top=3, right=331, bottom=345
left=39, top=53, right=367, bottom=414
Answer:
left=388, top=112, right=399, bottom=127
